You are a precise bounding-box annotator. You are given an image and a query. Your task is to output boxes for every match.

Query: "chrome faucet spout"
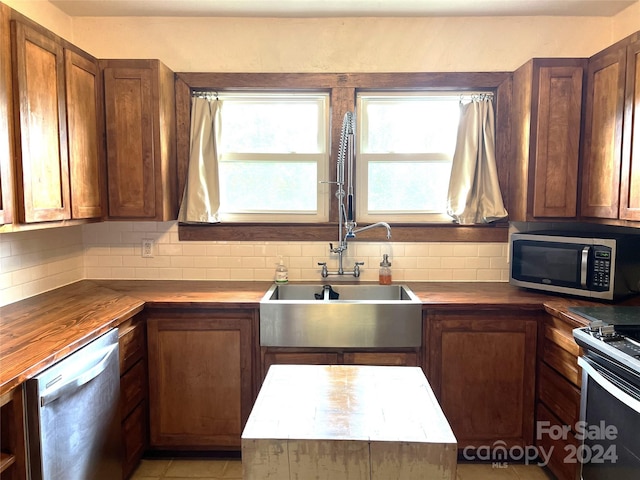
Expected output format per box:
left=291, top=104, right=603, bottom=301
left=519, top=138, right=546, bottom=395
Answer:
left=351, top=222, right=392, bottom=240
left=318, top=112, right=391, bottom=279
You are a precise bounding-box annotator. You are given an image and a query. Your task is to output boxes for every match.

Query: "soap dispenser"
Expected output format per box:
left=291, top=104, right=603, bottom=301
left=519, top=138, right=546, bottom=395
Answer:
left=275, top=256, right=289, bottom=284
left=379, top=254, right=392, bottom=285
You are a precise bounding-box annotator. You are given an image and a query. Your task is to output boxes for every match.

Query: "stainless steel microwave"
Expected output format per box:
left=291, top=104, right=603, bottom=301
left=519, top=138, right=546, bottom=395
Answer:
left=509, top=231, right=640, bottom=301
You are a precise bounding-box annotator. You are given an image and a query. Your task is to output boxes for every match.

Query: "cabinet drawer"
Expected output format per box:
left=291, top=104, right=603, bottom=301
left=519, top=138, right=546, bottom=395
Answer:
left=119, top=320, right=145, bottom=374
left=544, top=320, right=580, bottom=357
left=538, top=362, right=581, bottom=427
left=536, top=403, right=580, bottom=480
left=343, top=351, right=419, bottom=366
left=263, top=352, right=339, bottom=376
left=122, top=400, right=147, bottom=480
left=121, top=360, right=146, bottom=418
left=542, top=318, right=582, bottom=387
left=542, top=340, right=582, bottom=387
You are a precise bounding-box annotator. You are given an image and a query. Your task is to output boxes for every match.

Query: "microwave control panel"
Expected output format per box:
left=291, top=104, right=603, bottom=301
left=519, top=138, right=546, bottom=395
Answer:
left=591, top=247, right=612, bottom=290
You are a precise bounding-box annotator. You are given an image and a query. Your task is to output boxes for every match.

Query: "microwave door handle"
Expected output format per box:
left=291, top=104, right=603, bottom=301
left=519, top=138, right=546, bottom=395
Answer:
left=580, top=246, right=590, bottom=288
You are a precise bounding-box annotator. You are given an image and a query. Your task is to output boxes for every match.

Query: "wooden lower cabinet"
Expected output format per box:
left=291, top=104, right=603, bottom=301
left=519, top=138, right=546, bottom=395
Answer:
left=118, top=315, right=148, bottom=479
left=261, top=348, right=420, bottom=379
left=535, top=313, right=583, bottom=480
left=146, top=309, right=255, bottom=450
left=0, top=387, right=27, bottom=480
left=122, top=400, right=148, bottom=478
left=426, top=308, right=540, bottom=450
left=536, top=403, right=580, bottom=480
left=343, top=351, right=419, bottom=366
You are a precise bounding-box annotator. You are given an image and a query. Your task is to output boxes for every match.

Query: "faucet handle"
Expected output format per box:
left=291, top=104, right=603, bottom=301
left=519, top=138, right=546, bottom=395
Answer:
left=353, top=261, right=364, bottom=278
left=318, top=262, right=328, bottom=278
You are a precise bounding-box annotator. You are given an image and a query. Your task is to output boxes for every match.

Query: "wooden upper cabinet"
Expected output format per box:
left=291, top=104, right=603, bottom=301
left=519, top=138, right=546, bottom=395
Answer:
left=620, top=37, right=640, bottom=221
left=11, top=21, right=70, bottom=223
left=0, top=4, right=14, bottom=227
left=506, top=59, right=585, bottom=222
left=102, top=59, right=177, bottom=221
left=581, top=45, right=627, bottom=219
left=64, top=49, right=105, bottom=219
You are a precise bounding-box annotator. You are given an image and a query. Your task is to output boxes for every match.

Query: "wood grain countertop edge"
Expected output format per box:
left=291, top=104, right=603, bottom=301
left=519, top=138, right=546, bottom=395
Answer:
left=2, top=279, right=637, bottom=396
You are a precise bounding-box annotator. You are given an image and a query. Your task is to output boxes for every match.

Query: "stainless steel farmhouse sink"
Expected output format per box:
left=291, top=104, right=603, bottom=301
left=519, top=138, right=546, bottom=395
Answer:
left=259, top=284, right=422, bottom=348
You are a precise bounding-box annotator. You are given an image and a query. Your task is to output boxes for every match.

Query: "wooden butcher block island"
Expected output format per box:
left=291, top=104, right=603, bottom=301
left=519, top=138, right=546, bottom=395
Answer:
left=242, top=365, right=457, bottom=480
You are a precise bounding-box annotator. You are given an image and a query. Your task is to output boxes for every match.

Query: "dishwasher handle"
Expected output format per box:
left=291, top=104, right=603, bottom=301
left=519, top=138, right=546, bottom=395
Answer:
left=40, top=343, right=118, bottom=407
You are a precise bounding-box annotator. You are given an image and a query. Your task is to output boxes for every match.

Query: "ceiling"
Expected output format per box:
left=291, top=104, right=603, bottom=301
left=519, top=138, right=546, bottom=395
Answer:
left=50, top=0, right=638, bottom=18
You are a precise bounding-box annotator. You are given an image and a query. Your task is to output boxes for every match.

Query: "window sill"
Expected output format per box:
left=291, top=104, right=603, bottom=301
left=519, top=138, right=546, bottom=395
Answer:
left=178, top=222, right=508, bottom=243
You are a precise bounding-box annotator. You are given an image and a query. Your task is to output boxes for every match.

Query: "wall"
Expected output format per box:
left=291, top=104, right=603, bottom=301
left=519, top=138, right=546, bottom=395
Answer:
left=1, top=1, right=639, bottom=306
left=3, top=0, right=73, bottom=39
left=81, top=221, right=509, bottom=284
left=0, top=226, right=84, bottom=306
left=613, top=1, right=640, bottom=42
left=72, top=15, right=614, bottom=73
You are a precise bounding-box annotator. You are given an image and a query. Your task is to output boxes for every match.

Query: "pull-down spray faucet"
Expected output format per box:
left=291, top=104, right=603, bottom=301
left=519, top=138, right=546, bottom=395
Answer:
left=318, top=112, right=391, bottom=278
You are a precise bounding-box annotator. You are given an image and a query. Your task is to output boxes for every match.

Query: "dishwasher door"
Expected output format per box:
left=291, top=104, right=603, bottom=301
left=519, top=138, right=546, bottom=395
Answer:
left=25, top=328, right=122, bottom=480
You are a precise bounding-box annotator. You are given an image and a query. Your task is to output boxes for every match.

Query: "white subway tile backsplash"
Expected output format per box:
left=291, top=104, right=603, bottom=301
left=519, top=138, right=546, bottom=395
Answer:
left=477, top=269, right=504, bottom=281
left=453, top=244, right=479, bottom=257
left=182, top=268, right=208, bottom=280
left=478, top=243, right=505, bottom=257
left=1, top=220, right=511, bottom=306
left=0, top=226, right=84, bottom=306
left=206, top=268, right=230, bottom=280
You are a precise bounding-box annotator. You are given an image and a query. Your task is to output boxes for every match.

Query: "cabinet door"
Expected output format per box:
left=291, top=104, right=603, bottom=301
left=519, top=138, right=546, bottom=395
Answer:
left=64, top=49, right=105, bottom=219
left=12, top=22, right=70, bottom=223
left=533, top=65, right=582, bottom=218
left=581, top=47, right=626, bottom=219
left=0, top=3, right=13, bottom=226
left=147, top=311, right=253, bottom=449
left=103, top=66, right=156, bottom=219
left=428, top=310, right=538, bottom=449
left=620, top=38, right=640, bottom=221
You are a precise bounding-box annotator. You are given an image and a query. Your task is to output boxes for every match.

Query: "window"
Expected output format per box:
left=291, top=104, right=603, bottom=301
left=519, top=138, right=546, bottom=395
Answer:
left=356, top=92, right=463, bottom=223
left=177, top=72, right=509, bottom=243
left=216, top=92, right=330, bottom=222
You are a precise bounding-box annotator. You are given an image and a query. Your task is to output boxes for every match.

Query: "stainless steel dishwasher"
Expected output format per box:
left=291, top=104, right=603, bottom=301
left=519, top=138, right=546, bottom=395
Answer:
left=25, top=328, right=122, bottom=480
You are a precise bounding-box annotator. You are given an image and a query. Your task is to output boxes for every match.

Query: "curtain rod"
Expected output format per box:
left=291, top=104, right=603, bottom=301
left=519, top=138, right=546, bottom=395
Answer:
left=192, top=91, right=218, bottom=100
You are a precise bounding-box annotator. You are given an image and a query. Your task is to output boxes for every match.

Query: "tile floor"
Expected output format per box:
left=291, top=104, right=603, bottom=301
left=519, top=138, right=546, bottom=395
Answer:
left=130, top=458, right=556, bottom=480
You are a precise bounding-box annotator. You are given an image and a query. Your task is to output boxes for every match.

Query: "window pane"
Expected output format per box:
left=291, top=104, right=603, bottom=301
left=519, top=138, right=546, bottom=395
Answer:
left=220, top=99, right=323, bottom=154
left=367, top=161, right=452, bottom=212
left=219, top=161, right=318, bottom=212
left=362, top=99, right=459, bottom=154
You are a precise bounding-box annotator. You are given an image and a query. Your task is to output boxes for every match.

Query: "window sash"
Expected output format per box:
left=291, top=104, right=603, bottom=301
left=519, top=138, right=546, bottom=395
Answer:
left=216, top=93, right=330, bottom=222
left=356, top=92, right=462, bottom=223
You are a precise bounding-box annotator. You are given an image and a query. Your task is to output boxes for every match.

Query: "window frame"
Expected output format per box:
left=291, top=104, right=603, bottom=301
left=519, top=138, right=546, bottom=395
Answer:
left=214, top=91, right=330, bottom=223
left=356, top=91, right=470, bottom=223
left=175, top=72, right=511, bottom=243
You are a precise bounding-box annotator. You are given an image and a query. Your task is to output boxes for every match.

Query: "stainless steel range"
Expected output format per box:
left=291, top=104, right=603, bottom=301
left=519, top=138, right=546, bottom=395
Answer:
left=572, top=306, right=640, bottom=480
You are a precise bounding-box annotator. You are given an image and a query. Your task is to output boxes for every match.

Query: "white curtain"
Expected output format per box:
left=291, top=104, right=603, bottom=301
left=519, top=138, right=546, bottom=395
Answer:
left=446, top=97, right=508, bottom=224
left=177, top=96, right=221, bottom=223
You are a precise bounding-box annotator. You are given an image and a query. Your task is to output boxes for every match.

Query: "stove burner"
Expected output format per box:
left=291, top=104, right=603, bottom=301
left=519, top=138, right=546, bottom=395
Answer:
left=572, top=306, right=640, bottom=378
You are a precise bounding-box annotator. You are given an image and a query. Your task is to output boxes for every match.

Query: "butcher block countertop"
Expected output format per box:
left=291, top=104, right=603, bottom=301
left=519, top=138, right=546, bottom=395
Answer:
left=0, top=281, right=144, bottom=396
left=242, top=364, right=457, bottom=480
left=2, top=279, right=640, bottom=397
left=94, top=279, right=555, bottom=307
